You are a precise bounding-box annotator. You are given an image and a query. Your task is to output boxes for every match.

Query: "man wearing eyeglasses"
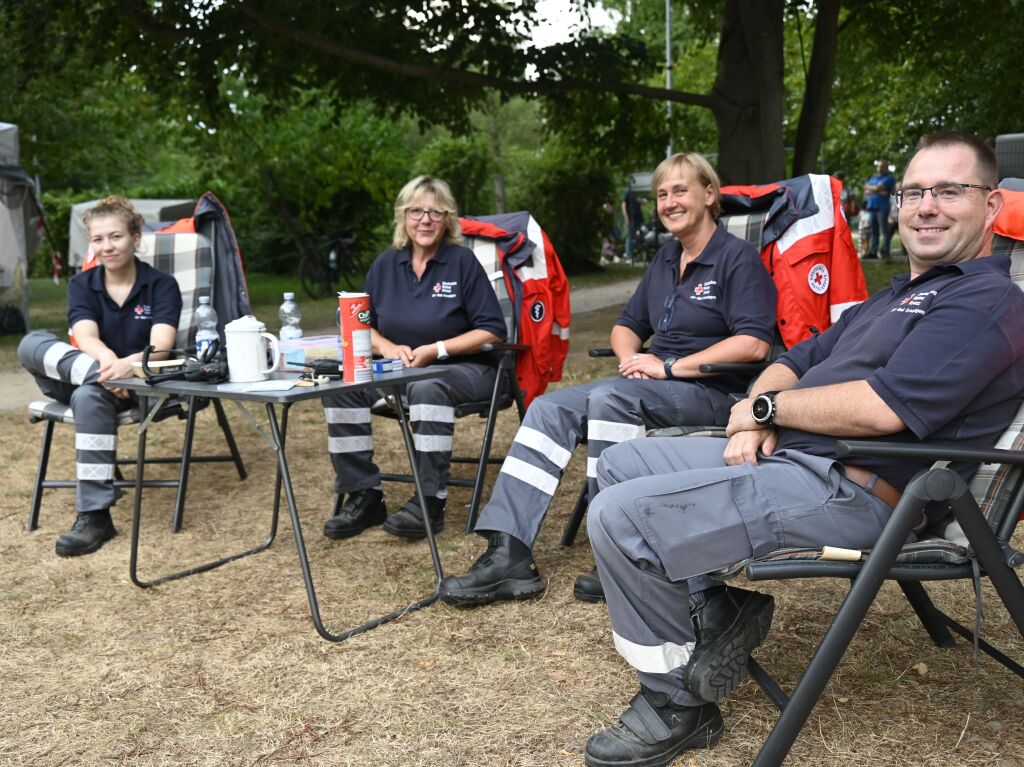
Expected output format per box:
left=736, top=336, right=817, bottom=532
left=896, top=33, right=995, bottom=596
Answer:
left=862, top=158, right=896, bottom=259
left=580, top=132, right=1024, bottom=766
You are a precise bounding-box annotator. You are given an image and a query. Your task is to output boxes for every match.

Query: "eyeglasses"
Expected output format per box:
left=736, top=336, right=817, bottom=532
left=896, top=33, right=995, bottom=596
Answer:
left=895, top=183, right=991, bottom=209
left=406, top=207, right=447, bottom=222
left=658, top=290, right=678, bottom=333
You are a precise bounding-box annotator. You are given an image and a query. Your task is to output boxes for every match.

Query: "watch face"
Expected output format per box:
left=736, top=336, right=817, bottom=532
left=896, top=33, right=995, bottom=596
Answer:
left=752, top=396, right=771, bottom=421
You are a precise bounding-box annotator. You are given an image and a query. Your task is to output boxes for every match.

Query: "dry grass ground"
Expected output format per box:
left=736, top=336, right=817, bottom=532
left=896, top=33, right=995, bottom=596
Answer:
left=2, top=306, right=1022, bottom=766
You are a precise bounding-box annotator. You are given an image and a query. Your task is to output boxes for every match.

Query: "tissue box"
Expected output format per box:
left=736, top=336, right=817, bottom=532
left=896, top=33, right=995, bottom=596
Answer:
left=371, top=358, right=404, bottom=375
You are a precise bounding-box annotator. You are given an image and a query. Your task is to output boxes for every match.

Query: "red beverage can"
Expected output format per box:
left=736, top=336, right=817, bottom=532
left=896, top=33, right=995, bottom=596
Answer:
left=338, top=292, right=373, bottom=383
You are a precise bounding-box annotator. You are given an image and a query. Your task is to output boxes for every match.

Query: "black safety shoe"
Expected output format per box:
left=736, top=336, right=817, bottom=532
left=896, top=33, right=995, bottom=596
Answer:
left=382, top=494, right=445, bottom=539
left=323, top=489, right=387, bottom=539
left=55, top=510, right=117, bottom=557
left=573, top=565, right=606, bottom=603
left=584, top=688, right=723, bottom=767
left=683, top=586, right=775, bottom=702
left=440, top=532, right=545, bottom=606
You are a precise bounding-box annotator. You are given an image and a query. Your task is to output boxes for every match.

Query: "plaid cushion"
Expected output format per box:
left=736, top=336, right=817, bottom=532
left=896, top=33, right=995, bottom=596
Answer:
left=462, top=235, right=517, bottom=343
left=28, top=399, right=140, bottom=426
left=136, top=232, right=215, bottom=350
left=720, top=211, right=769, bottom=250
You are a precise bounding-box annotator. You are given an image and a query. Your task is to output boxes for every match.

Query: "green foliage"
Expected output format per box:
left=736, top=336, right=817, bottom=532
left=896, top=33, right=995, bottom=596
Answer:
left=509, top=139, right=614, bottom=272
left=195, top=87, right=414, bottom=272
left=413, top=134, right=495, bottom=215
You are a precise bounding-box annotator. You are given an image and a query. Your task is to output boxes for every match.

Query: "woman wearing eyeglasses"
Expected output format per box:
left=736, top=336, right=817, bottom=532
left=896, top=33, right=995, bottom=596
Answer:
left=320, top=175, right=506, bottom=541
left=439, top=152, right=777, bottom=607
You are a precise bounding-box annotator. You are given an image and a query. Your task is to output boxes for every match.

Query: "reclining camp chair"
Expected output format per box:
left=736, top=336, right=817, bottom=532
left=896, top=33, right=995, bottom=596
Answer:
left=371, top=213, right=570, bottom=531
left=26, top=231, right=246, bottom=534
left=707, top=218, right=1024, bottom=765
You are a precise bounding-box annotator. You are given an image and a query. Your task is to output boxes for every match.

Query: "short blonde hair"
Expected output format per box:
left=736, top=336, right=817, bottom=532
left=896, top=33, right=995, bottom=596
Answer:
left=392, top=176, right=463, bottom=250
left=651, top=153, right=722, bottom=221
left=83, top=195, right=145, bottom=237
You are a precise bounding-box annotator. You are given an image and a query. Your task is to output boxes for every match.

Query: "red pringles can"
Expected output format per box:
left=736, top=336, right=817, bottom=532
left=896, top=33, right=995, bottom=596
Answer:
left=338, top=292, right=373, bottom=383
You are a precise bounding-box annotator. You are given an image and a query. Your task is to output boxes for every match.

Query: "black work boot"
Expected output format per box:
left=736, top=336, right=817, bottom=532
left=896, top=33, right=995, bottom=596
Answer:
left=683, top=586, right=775, bottom=702
left=439, top=532, right=545, bottom=606
left=584, top=688, right=723, bottom=767
left=573, top=565, right=606, bottom=603
left=382, top=494, right=445, bottom=539
left=323, top=489, right=387, bottom=539
left=55, top=510, right=117, bottom=557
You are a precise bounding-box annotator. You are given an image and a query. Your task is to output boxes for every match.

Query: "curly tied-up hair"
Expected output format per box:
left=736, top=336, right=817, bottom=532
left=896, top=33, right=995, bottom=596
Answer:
left=82, top=196, right=145, bottom=237
left=392, top=176, right=463, bottom=250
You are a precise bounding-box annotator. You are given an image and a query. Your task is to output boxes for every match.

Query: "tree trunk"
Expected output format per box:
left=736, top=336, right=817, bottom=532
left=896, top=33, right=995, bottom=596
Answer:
left=488, top=110, right=507, bottom=213
left=711, top=0, right=786, bottom=184
left=792, top=0, right=841, bottom=176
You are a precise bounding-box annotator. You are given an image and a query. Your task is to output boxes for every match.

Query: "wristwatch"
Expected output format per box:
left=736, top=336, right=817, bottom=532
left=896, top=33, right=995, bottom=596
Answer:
left=662, top=357, right=679, bottom=380
left=751, top=391, right=780, bottom=425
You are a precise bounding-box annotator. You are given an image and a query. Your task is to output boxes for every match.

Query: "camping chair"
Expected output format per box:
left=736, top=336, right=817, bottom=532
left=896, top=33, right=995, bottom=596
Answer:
left=26, top=231, right=247, bottom=534
left=370, top=230, right=528, bottom=531
left=684, top=230, right=1024, bottom=765
left=559, top=205, right=781, bottom=547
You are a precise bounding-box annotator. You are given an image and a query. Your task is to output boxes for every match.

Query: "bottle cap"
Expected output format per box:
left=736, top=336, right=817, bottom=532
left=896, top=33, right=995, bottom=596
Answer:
left=283, top=292, right=295, bottom=300
left=198, top=295, right=211, bottom=304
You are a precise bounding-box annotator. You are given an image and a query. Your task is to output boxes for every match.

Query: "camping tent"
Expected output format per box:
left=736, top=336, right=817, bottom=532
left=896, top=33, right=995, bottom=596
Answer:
left=69, top=197, right=194, bottom=269
left=0, top=122, right=40, bottom=333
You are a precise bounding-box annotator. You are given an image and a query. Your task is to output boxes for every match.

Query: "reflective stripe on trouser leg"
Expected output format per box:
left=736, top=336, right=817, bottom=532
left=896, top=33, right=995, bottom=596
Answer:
left=473, top=378, right=604, bottom=543
left=405, top=363, right=496, bottom=497
left=69, top=383, right=125, bottom=512
left=584, top=378, right=732, bottom=505
left=587, top=484, right=704, bottom=707
left=323, top=388, right=381, bottom=494
left=18, top=330, right=102, bottom=402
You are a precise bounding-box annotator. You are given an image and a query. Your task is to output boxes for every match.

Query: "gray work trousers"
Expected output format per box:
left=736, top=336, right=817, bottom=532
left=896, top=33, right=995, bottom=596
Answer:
left=473, top=377, right=732, bottom=546
left=322, top=362, right=496, bottom=498
left=588, top=437, right=895, bottom=706
left=18, top=330, right=134, bottom=514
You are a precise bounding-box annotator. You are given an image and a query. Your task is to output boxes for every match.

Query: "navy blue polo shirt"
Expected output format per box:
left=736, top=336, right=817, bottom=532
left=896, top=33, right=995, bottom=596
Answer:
left=67, top=258, right=183, bottom=359
left=364, top=241, right=507, bottom=366
left=616, top=224, right=777, bottom=393
left=776, top=255, right=1024, bottom=490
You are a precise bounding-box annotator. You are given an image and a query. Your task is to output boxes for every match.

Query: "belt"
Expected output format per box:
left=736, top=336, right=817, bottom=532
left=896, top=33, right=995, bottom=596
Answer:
left=840, top=463, right=902, bottom=509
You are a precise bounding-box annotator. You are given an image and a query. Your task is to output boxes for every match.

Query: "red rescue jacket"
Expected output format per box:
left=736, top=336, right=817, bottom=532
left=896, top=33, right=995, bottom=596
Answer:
left=459, top=213, right=570, bottom=407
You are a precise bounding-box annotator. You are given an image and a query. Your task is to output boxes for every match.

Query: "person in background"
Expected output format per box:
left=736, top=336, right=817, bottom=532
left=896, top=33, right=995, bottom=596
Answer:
left=320, top=176, right=506, bottom=542
left=18, top=197, right=182, bottom=557
left=862, top=158, right=896, bottom=259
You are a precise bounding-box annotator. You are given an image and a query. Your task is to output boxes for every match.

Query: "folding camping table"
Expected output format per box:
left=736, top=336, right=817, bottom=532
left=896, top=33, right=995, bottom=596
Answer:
left=112, top=368, right=449, bottom=642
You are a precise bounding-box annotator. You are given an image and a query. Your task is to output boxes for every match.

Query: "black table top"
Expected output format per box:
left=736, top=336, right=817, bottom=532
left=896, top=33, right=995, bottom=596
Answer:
left=109, top=367, right=449, bottom=404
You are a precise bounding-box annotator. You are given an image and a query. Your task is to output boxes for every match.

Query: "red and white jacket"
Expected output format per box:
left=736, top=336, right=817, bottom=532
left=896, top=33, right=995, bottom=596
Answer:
left=722, top=174, right=868, bottom=349
left=460, top=213, right=570, bottom=408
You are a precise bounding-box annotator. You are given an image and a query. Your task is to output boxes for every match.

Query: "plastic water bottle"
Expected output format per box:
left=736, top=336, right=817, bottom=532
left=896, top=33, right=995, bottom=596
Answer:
left=194, top=296, right=219, bottom=358
left=279, top=291, right=304, bottom=366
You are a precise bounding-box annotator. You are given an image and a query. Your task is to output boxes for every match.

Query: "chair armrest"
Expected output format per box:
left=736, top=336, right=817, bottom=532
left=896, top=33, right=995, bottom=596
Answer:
left=589, top=347, right=615, bottom=358
left=836, top=439, right=1024, bottom=466
left=482, top=342, right=530, bottom=353
left=698, top=361, right=770, bottom=375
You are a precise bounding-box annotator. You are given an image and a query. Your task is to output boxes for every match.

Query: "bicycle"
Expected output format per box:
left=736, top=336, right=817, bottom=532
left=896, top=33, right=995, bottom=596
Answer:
left=298, top=229, right=361, bottom=299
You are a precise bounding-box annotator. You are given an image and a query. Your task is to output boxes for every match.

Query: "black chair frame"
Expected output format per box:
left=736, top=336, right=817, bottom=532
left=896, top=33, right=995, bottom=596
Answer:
left=373, top=342, right=528, bottom=533
left=742, top=439, right=1024, bottom=766
left=27, top=395, right=247, bottom=534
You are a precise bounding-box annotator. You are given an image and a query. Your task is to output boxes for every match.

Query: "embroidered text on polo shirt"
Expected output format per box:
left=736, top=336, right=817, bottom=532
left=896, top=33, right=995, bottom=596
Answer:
left=432, top=280, right=459, bottom=299
left=690, top=280, right=718, bottom=301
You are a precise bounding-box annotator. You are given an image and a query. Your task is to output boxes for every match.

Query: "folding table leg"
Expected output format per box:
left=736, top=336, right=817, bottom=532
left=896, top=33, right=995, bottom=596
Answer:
left=278, top=384, right=445, bottom=642
left=170, top=396, right=199, bottom=533
left=28, top=419, right=55, bottom=532
left=129, top=395, right=279, bottom=589
left=213, top=398, right=247, bottom=480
